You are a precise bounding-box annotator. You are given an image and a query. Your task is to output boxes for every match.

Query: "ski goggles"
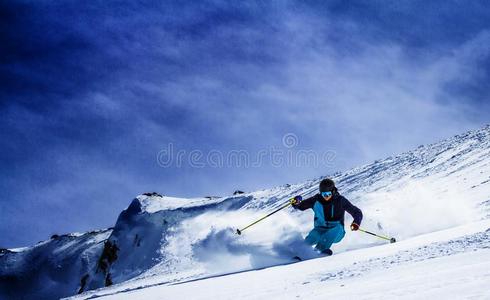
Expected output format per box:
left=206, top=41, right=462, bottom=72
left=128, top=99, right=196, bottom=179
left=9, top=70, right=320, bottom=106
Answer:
left=321, top=191, right=333, bottom=197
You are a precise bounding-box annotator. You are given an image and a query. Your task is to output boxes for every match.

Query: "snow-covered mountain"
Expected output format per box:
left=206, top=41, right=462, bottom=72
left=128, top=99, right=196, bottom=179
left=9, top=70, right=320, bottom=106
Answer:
left=1, top=125, right=489, bottom=300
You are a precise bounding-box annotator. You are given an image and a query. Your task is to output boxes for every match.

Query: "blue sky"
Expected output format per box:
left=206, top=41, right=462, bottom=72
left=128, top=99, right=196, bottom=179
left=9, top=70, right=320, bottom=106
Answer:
left=1, top=1, right=490, bottom=247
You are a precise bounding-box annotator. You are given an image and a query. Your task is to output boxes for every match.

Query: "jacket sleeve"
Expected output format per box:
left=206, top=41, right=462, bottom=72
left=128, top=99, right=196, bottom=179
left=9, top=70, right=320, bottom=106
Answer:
left=296, top=194, right=318, bottom=211
left=342, top=197, right=363, bottom=225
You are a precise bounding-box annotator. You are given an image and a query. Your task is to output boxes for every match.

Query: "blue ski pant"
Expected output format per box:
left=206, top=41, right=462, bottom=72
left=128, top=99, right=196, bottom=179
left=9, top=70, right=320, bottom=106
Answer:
left=305, top=221, right=345, bottom=252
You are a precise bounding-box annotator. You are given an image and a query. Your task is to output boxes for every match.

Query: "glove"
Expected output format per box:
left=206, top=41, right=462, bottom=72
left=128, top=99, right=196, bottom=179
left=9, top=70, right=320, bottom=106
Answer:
left=290, top=195, right=302, bottom=208
left=350, top=222, right=360, bottom=231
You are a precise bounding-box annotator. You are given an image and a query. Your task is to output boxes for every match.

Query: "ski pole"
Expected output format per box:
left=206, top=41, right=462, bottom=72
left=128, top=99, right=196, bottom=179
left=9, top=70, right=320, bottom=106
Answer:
left=236, top=200, right=293, bottom=235
left=358, top=228, right=396, bottom=243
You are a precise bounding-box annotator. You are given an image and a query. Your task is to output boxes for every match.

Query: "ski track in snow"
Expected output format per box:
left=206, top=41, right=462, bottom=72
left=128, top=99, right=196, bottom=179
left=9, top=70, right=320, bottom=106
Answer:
left=315, top=229, right=490, bottom=283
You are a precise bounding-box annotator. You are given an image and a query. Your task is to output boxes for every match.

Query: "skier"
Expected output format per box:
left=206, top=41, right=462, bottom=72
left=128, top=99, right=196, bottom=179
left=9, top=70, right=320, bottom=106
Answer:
left=291, top=178, right=362, bottom=256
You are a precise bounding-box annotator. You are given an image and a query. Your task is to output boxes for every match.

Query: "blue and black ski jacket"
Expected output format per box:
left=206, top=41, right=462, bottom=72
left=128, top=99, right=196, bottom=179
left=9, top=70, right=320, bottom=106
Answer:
left=296, top=193, right=363, bottom=228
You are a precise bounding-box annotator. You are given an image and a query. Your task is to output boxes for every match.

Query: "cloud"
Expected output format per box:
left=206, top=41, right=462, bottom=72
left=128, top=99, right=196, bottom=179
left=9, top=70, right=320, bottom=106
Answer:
left=1, top=1, right=489, bottom=247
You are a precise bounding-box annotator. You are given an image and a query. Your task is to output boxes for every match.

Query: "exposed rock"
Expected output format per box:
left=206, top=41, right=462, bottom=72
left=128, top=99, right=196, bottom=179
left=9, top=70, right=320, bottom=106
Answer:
left=142, top=192, right=163, bottom=197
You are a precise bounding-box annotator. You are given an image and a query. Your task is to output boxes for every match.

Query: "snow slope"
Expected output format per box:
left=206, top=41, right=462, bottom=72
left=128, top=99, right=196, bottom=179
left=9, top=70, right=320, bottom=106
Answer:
left=71, top=221, right=490, bottom=300
left=2, top=125, right=490, bottom=300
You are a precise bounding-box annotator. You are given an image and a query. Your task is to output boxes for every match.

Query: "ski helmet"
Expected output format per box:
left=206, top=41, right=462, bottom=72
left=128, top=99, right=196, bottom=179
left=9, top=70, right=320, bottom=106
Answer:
left=319, top=178, right=337, bottom=193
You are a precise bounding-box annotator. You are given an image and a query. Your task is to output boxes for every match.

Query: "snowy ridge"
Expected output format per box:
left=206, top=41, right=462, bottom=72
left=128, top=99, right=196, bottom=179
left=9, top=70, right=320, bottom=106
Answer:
left=136, top=195, right=226, bottom=213
left=0, top=229, right=112, bottom=299
left=1, top=125, right=490, bottom=300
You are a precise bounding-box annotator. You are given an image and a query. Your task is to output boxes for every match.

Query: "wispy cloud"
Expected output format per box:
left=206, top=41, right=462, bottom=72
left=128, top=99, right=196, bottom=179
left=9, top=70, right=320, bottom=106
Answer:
left=1, top=1, right=489, bottom=247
